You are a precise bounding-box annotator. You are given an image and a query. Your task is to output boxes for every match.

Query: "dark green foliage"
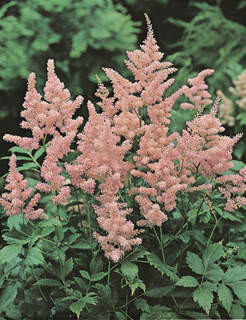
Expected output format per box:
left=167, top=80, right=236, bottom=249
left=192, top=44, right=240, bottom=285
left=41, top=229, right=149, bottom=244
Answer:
left=0, top=0, right=140, bottom=117
left=168, top=1, right=246, bottom=95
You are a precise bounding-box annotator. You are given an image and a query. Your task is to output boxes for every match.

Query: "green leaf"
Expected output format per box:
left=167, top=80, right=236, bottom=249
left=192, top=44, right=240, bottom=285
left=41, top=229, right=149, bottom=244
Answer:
left=147, top=253, right=178, bottom=281
left=34, top=279, right=60, bottom=287
left=0, top=1, right=17, bottom=19
left=218, top=283, right=233, bottom=314
left=18, top=162, right=39, bottom=171
left=176, top=276, right=199, bottom=288
left=61, top=258, right=73, bottom=279
left=135, top=298, right=150, bottom=313
left=70, top=300, right=85, bottom=319
left=71, top=240, right=92, bottom=249
left=215, top=207, right=242, bottom=222
left=0, top=283, right=18, bottom=311
left=182, top=311, right=209, bottom=319
left=33, top=147, right=46, bottom=160
left=121, top=262, right=138, bottom=282
left=224, top=265, right=246, bottom=282
left=129, top=279, right=146, bottom=296
left=231, top=160, right=245, bottom=172
left=0, top=244, right=22, bottom=264
left=56, top=225, right=64, bottom=241
left=145, top=286, right=173, bottom=298
left=186, top=251, right=204, bottom=275
left=115, top=312, right=126, bottom=320
left=231, top=303, right=244, bottom=319
left=79, top=270, right=90, bottom=281
left=228, top=281, right=246, bottom=302
left=91, top=272, right=107, bottom=282
left=202, top=243, right=224, bottom=269
left=7, top=214, right=23, bottom=231
left=74, top=277, right=87, bottom=290
left=25, top=247, right=45, bottom=266
left=193, top=286, right=213, bottom=314
left=58, top=206, right=67, bottom=221
left=9, top=146, right=30, bottom=154
left=205, top=264, right=224, bottom=281
left=127, top=247, right=150, bottom=261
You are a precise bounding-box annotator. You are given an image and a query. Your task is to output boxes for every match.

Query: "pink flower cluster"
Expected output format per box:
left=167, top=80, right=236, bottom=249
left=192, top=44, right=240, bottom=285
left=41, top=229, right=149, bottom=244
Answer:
left=0, top=155, right=43, bottom=220
left=4, top=60, right=83, bottom=204
left=1, top=17, right=246, bottom=262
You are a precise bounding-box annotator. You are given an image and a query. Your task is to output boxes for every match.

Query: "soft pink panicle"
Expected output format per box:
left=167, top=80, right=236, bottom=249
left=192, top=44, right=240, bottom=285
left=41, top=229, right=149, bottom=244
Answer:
left=93, top=173, right=142, bottom=262
left=0, top=155, right=43, bottom=219
left=181, top=69, right=214, bottom=112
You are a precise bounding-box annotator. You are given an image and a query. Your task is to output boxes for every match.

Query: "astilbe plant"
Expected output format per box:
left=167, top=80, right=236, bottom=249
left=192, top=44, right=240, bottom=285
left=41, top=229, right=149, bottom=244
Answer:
left=1, top=16, right=246, bottom=319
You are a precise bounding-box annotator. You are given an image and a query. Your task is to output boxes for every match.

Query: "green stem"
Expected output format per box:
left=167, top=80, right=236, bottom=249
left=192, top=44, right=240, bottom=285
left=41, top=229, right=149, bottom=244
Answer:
left=165, top=221, right=189, bottom=247
left=107, top=260, right=111, bottom=286
left=120, top=291, right=145, bottom=310
left=153, top=227, right=165, bottom=263
left=120, top=309, right=134, bottom=320
left=27, top=150, right=42, bottom=169
left=31, top=267, right=47, bottom=302
left=207, top=216, right=222, bottom=246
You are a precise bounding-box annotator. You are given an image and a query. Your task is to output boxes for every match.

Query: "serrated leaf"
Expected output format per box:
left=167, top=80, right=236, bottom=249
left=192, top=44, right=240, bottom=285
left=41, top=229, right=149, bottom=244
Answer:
left=193, top=286, right=213, bottom=314
left=25, top=247, right=45, bottom=266
left=7, top=215, right=23, bottom=231
left=34, top=279, right=61, bottom=287
left=56, top=225, right=64, bottom=241
left=129, top=279, right=146, bottom=296
left=231, top=303, right=244, bottom=319
left=135, top=298, right=150, bottom=313
left=74, top=277, right=87, bottom=289
left=128, top=248, right=150, bottom=261
left=186, top=251, right=204, bottom=275
left=61, top=258, right=73, bottom=279
left=70, top=300, right=85, bottom=319
left=79, top=270, right=90, bottom=281
left=218, top=283, right=232, bottom=314
left=215, top=207, right=241, bottom=222
left=0, top=244, right=22, bottom=264
left=121, top=262, right=138, bottom=282
left=147, top=253, right=178, bottom=281
left=176, top=276, right=199, bottom=287
left=71, top=240, right=92, bottom=249
left=145, top=286, right=173, bottom=298
left=224, top=265, right=246, bottom=282
left=0, top=283, right=18, bottom=311
left=202, top=281, right=217, bottom=292
left=91, top=272, right=107, bottom=282
left=202, top=243, right=224, bottom=269
left=228, top=281, right=246, bottom=302
left=205, top=264, right=224, bottom=281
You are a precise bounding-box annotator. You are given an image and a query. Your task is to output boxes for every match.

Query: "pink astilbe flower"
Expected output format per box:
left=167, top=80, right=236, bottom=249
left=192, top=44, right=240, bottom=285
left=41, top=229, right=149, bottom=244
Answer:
left=4, top=60, right=83, bottom=149
left=0, top=155, right=43, bottom=219
left=215, top=166, right=246, bottom=212
left=93, top=173, right=142, bottom=262
left=181, top=69, right=214, bottom=112
left=66, top=101, right=133, bottom=193
left=4, top=60, right=84, bottom=204
left=229, top=69, right=246, bottom=111
left=177, top=100, right=242, bottom=177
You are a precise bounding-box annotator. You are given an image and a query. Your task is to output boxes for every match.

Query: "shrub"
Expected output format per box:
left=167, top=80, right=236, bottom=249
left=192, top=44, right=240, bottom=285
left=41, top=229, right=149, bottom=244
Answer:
left=0, top=16, right=246, bottom=320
